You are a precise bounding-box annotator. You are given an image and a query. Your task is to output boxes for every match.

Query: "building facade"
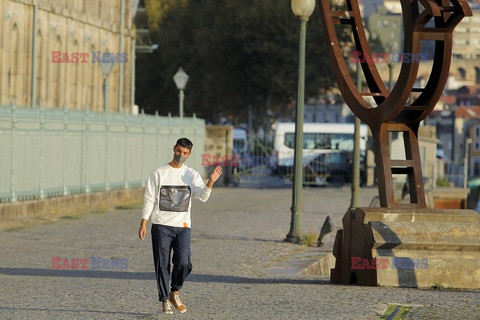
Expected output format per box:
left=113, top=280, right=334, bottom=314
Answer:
left=0, top=0, right=136, bottom=112
left=453, top=5, right=480, bottom=60
left=469, top=121, right=480, bottom=177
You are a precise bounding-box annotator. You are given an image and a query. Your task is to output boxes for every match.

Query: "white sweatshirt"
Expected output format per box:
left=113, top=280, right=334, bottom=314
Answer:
left=141, top=163, right=211, bottom=228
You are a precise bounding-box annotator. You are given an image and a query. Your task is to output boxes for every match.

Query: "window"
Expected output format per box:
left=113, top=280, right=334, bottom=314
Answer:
left=284, top=133, right=295, bottom=148
left=473, top=158, right=480, bottom=176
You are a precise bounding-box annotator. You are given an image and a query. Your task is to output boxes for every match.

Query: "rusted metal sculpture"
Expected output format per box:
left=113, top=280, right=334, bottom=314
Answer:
left=317, top=1, right=480, bottom=289
left=318, top=0, right=472, bottom=208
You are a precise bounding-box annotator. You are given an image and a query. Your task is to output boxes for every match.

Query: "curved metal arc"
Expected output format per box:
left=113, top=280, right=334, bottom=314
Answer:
left=317, top=0, right=419, bottom=125
left=374, top=0, right=424, bottom=122
left=317, top=0, right=471, bottom=126
left=397, top=42, right=450, bottom=123
left=449, top=0, right=473, bottom=28
left=396, top=0, right=472, bottom=123
left=317, top=0, right=373, bottom=123
left=348, top=0, right=388, bottom=104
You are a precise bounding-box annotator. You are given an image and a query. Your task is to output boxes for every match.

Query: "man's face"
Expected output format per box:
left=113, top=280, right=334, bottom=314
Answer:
left=173, top=145, right=191, bottom=159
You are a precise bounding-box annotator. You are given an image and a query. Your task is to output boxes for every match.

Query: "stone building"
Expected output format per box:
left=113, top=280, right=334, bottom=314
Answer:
left=468, top=120, right=480, bottom=177
left=368, top=2, right=480, bottom=86
left=0, top=0, right=137, bottom=113
left=453, top=3, right=480, bottom=60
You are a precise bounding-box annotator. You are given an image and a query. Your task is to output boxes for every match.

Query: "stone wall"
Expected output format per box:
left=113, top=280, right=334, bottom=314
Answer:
left=0, top=0, right=135, bottom=112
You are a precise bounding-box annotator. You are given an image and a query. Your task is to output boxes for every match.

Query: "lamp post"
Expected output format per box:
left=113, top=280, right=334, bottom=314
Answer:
left=387, top=42, right=398, bottom=91
left=451, top=104, right=457, bottom=163
left=100, top=58, right=115, bottom=112
left=285, top=0, right=315, bottom=243
left=350, top=29, right=368, bottom=209
left=173, top=67, right=189, bottom=118
left=464, top=138, right=472, bottom=188
left=350, top=57, right=362, bottom=209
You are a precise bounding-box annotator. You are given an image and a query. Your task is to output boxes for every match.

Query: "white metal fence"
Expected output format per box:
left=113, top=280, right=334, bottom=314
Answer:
left=0, top=104, right=205, bottom=203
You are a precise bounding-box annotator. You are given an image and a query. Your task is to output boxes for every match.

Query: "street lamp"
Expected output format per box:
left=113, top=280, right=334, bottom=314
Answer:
left=285, top=0, right=315, bottom=244
left=464, top=138, right=472, bottom=188
left=387, top=41, right=398, bottom=91
left=100, top=58, right=115, bottom=112
left=173, top=67, right=189, bottom=118
left=350, top=29, right=368, bottom=209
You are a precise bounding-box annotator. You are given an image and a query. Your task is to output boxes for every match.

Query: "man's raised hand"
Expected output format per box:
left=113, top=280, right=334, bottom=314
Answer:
left=207, top=166, right=223, bottom=187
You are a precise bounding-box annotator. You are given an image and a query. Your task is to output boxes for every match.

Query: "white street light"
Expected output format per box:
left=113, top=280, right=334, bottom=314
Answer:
left=173, top=67, right=189, bottom=118
left=286, top=0, right=315, bottom=243
left=291, top=0, right=316, bottom=18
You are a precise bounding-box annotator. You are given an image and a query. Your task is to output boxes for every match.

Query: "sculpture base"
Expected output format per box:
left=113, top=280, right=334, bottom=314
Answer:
left=330, top=208, right=480, bottom=289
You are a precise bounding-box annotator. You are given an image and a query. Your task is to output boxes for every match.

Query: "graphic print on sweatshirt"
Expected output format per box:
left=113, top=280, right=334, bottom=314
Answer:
left=158, top=186, right=191, bottom=212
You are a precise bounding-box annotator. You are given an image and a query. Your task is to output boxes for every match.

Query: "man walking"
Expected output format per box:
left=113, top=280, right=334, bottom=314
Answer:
left=138, top=138, right=222, bottom=314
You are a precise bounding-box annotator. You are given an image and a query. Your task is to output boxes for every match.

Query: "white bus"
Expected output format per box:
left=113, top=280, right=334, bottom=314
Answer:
left=273, top=122, right=369, bottom=170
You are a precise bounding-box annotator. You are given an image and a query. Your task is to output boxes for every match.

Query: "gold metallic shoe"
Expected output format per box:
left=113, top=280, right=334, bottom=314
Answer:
left=169, top=291, right=186, bottom=313
left=162, top=299, right=173, bottom=314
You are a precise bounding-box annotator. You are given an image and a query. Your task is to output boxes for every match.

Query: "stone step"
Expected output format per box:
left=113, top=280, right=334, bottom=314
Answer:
left=372, top=249, right=479, bottom=288
left=360, top=208, right=480, bottom=224
left=370, top=221, right=480, bottom=251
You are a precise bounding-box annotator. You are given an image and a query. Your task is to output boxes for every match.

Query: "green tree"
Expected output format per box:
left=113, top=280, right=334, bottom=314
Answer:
left=136, top=0, right=346, bottom=128
left=144, top=0, right=188, bottom=31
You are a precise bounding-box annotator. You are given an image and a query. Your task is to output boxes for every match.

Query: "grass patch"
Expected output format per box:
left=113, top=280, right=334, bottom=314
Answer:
left=300, top=232, right=318, bottom=246
left=431, top=283, right=446, bottom=290
left=5, top=225, right=27, bottom=232
left=115, top=203, right=142, bottom=210
left=2, top=207, right=108, bottom=232
left=59, top=215, right=81, bottom=220
left=381, top=305, right=412, bottom=320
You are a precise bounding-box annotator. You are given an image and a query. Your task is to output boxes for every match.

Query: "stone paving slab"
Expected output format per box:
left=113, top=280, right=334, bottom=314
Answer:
left=0, top=187, right=478, bottom=319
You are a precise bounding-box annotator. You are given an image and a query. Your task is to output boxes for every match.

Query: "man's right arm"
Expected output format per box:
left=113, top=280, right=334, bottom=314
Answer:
left=138, top=170, right=157, bottom=240
left=138, top=219, right=147, bottom=240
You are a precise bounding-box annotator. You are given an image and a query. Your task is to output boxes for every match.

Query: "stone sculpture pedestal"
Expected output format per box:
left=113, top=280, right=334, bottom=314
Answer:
left=330, top=208, right=480, bottom=289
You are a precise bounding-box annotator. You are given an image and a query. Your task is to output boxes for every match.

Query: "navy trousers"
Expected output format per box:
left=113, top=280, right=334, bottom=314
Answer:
left=151, top=224, right=192, bottom=302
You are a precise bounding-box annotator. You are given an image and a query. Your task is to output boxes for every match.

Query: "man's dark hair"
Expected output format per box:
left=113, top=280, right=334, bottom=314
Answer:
left=175, top=138, right=193, bottom=150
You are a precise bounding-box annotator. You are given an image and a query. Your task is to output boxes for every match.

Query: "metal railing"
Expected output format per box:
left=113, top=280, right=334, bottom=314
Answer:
left=0, top=103, right=205, bottom=202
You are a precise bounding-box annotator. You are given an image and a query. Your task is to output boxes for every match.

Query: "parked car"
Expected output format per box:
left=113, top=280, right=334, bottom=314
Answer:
left=303, top=151, right=365, bottom=187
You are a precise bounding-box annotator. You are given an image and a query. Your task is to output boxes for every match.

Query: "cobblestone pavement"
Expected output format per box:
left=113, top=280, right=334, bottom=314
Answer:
left=0, top=186, right=478, bottom=320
